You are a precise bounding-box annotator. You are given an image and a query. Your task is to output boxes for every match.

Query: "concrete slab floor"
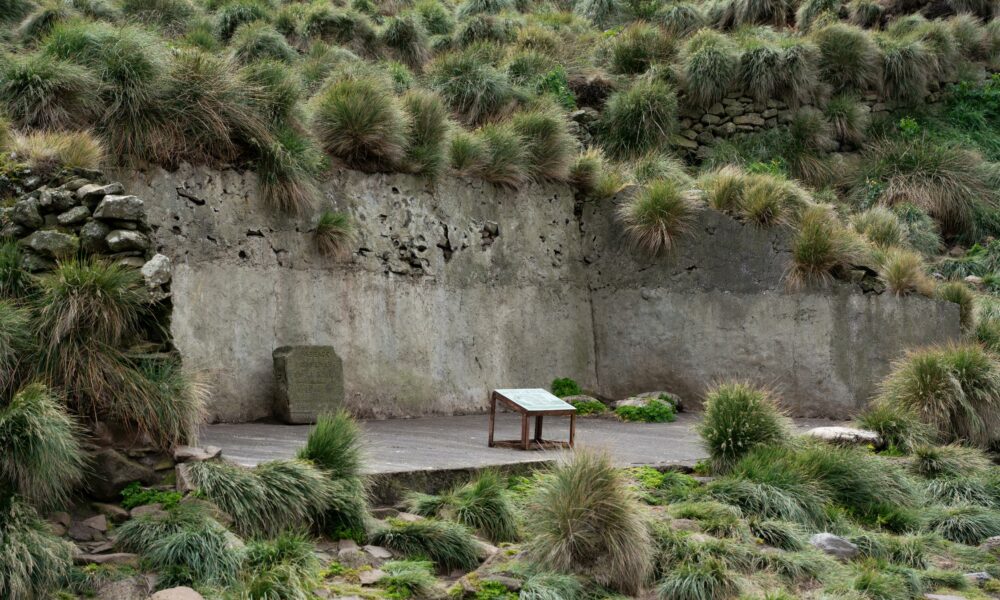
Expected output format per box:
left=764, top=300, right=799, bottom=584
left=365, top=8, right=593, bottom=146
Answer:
left=201, top=412, right=845, bottom=473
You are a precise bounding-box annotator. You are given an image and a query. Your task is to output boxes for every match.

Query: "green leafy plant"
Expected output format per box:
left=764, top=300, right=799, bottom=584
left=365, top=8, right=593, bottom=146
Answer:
left=615, top=397, right=677, bottom=423
left=572, top=398, right=608, bottom=415
left=551, top=378, right=582, bottom=397
left=120, top=482, right=183, bottom=510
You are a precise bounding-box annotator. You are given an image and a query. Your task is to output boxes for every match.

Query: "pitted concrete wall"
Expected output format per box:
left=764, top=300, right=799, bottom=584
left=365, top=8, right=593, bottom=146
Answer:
left=128, top=166, right=959, bottom=421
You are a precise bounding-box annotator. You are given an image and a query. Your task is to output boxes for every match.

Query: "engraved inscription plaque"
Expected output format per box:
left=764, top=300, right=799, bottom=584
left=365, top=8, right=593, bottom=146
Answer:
left=273, top=345, right=344, bottom=424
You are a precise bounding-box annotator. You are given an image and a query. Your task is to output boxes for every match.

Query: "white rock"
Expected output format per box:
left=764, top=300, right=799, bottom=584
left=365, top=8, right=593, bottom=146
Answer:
left=804, top=426, right=880, bottom=446
left=148, top=587, right=205, bottom=600
left=809, top=533, right=859, bottom=560
left=142, top=254, right=172, bottom=288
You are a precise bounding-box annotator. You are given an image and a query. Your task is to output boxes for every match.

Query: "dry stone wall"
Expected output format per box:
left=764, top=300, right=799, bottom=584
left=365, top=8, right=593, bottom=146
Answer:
left=127, top=165, right=959, bottom=422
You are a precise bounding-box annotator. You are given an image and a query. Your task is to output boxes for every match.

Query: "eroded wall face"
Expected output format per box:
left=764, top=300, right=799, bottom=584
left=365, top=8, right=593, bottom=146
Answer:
left=129, top=167, right=959, bottom=421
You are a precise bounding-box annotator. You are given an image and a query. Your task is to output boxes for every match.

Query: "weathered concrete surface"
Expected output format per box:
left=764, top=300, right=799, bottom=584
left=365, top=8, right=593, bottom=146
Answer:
left=129, top=165, right=959, bottom=421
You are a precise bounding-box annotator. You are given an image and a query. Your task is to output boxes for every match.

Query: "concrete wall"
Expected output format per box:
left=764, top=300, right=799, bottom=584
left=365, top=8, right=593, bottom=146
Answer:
left=128, top=165, right=960, bottom=422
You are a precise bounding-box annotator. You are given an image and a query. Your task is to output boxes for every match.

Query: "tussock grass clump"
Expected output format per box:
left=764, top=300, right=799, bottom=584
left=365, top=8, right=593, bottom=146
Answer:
left=698, top=381, right=791, bottom=473
left=926, top=504, right=1000, bottom=544
left=311, top=76, right=410, bottom=171
left=10, top=130, right=105, bottom=176
left=0, top=52, right=100, bottom=130
left=215, top=0, right=271, bottom=41
left=134, top=358, right=209, bottom=450
left=314, top=211, right=356, bottom=258
left=382, top=14, right=431, bottom=68
left=749, top=519, right=805, bottom=550
left=739, top=39, right=783, bottom=102
left=120, top=0, right=195, bottom=32
left=655, top=3, right=706, bottom=36
left=725, top=446, right=831, bottom=526
left=876, top=343, right=1000, bottom=448
left=370, top=518, right=480, bottom=571
left=680, top=29, right=738, bottom=109
left=856, top=400, right=933, bottom=454
left=406, top=470, right=518, bottom=543
left=858, top=137, right=990, bottom=238
left=825, top=94, right=869, bottom=147
left=924, top=476, right=996, bottom=507
left=789, top=205, right=868, bottom=288
left=656, top=557, right=738, bottom=600
left=475, top=123, right=529, bottom=187
left=256, top=127, right=324, bottom=215
left=0, top=494, right=75, bottom=599
left=600, top=79, right=677, bottom=158
left=377, top=560, right=439, bottom=599
left=231, top=22, right=298, bottom=64
left=851, top=206, right=905, bottom=248
left=511, top=108, right=575, bottom=182
left=238, top=532, right=321, bottom=599
left=950, top=13, right=987, bottom=61
left=633, top=153, right=693, bottom=186
left=116, top=503, right=242, bottom=587
left=0, top=383, right=84, bottom=509
left=0, top=242, right=31, bottom=301
left=241, top=60, right=302, bottom=125
left=878, top=248, right=934, bottom=296
left=187, top=459, right=344, bottom=537
left=813, top=23, right=882, bottom=93
left=297, top=410, right=369, bottom=536
left=737, top=173, right=809, bottom=227
left=0, top=301, right=31, bottom=393
left=698, top=165, right=747, bottom=212
left=877, top=34, right=931, bottom=102
left=525, top=450, right=653, bottom=594
left=937, top=281, right=975, bottom=329
left=617, top=179, right=701, bottom=255
left=608, top=22, right=674, bottom=75
left=430, top=50, right=514, bottom=125
left=520, top=572, right=583, bottom=600
left=449, top=130, right=488, bottom=174
left=569, top=147, right=608, bottom=195
left=416, top=0, right=455, bottom=35
left=401, top=89, right=449, bottom=179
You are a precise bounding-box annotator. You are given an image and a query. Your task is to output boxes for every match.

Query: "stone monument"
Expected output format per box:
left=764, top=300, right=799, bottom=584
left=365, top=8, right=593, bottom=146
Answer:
left=273, top=345, right=344, bottom=424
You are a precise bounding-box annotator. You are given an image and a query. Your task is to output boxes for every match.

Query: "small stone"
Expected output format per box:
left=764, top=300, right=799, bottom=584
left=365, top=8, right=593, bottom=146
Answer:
left=173, top=445, right=220, bottom=463
left=965, top=572, right=992, bottom=586
left=681, top=129, right=698, bottom=140
left=696, top=131, right=715, bottom=145
left=11, top=197, right=42, bottom=229
left=701, top=114, right=721, bottom=125
left=80, top=220, right=111, bottom=253
left=94, top=575, right=155, bottom=600
left=61, top=178, right=89, bottom=192
left=371, top=507, right=399, bottom=519
left=93, top=195, right=144, bottom=221
left=50, top=511, right=72, bottom=527
left=92, top=503, right=130, bottom=523
left=20, top=230, right=79, bottom=259
left=721, top=122, right=737, bottom=135
left=672, top=135, right=698, bottom=150
left=762, top=108, right=778, bottom=118
left=49, top=522, right=67, bottom=536
left=82, top=514, right=108, bottom=532
left=979, top=535, right=1000, bottom=554
left=724, top=104, right=745, bottom=117
left=20, top=251, right=55, bottom=272
left=358, top=568, right=385, bottom=585
left=363, top=545, right=393, bottom=559
left=395, top=512, right=423, bottom=523
left=733, top=114, right=765, bottom=126
left=105, top=229, right=150, bottom=252
left=176, top=463, right=196, bottom=493
left=39, top=189, right=77, bottom=213
left=924, top=595, right=965, bottom=600
left=707, top=102, right=724, bottom=115
left=474, top=538, right=500, bottom=558
left=149, top=587, right=206, bottom=600
left=339, top=539, right=360, bottom=552
left=805, top=426, right=881, bottom=447
left=68, top=522, right=103, bottom=542
left=810, top=533, right=858, bottom=560
left=0, top=222, right=27, bottom=238
left=117, top=256, right=147, bottom=269
left=77, top=182, right=123, bottom=203
left=130, top=503, right=167, bottom=519
left=142, top=254, right=172, bottom=288
left=57, top=205, right=91, bottom=226
left=965, top=275, right=984, bottom=287
left=74, top=552, right=139, bottom=566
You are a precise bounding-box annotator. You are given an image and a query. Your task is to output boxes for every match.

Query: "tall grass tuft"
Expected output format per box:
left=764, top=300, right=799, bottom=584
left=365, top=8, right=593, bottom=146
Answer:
left=256, top=127, right=324, bottom=215
left=813, top=23, right=882, bottom=93
left=430, top=50, right=515, bottom=125
left=10, top=130, right=105, bottom=177
left=856, top=400, right=933, bottom=454
left=656, top=557, right=738, bottom=600
left=877, top=34, right=931, bottom=102
left=600, top=79, right=677, bottom=158
left=617, top=179, right=701, bottom=255
left=926, top=504, right=1000, bottom=544
left=937, top=281, right=975, bottom=330
left=476, top=123, right=530, bottom=187
left=910, top=444, right=991, bottom=479
left=0, top=52, right=100, bottom=130
left=377, top=560, right=440, bottom=599
left=401, top=89, right=449, bottom=179
left=314, top=211, right=356, bottom=259
left=298, top=410, right=364, bottom=480
left=875, top=343, right=1000, bottom=448
left=381, top=14, right=431, bottom=68
left=699, top=165, right=747, bottom=212
left=681, top=29, right=738, bottom=109
left=370, top=518, right=481, bottom=571
left=0, top=494, right=75, bottom=599
left=851, top=206, right=905, bottom=248
left=0, top=301, right=31, bottom=394
left=825, top=94, right=869, bottom=147
left=0, top=383, right=84, bottom=509
left=231, top=22, right=298, bottom=64
left=789, top=205, right=868, bottom=288
left=698, top=381, right=791, bottom=473
left=407, top=471, right=518, bottom=543
left=525, top=450, right=652, bottom=594
left=608, top=22, right=674, bottom=75
left=238, top=532, right=321, bottom=599
left=311, top=76, right=410, bottom=171
left=511, top=108, right=575, bottom=182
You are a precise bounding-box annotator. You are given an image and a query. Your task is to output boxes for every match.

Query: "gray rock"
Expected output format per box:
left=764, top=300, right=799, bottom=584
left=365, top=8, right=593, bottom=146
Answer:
left=809, top=533, right=858, bottom=560
left=68, top=522, right=104, bottom=542
left=40, top=189, right=77, bottom=213
left=57, top=205, right=91, bottom=226
left=805, top=426, right=881, bottom=447
left=85, top=448, right=158, bottom=501
left=733, top=114, right=765, bottom=127
left=20, top=230, right=79, bottom=259
left=173, top=445, right=220, bottom=463
left=149, top=587, right=206, bottom=600
left=965, top=572, right=992, bottom=586
left=92, top=502, right=131, bottom=523
left=364, top=545, right=393, bottom=559
left=924, top=595, right=965, bottom=600
left=273, top=346, right=345, bottom=424
left=94, top=575, right=155, bottom=600
left=707, top=102, right=724, bottom=115
left=979, top=535, right=1000, bottom=554
left=77, top=182, right=123, bottom=203
left=20, top=251, right=55, bottom=272
left=701, top=114, right=721, bottom=125
left=130, top=503, right=167, bottom=519
left=11, top=197, right=42, bottom=229
left=74, top=553, right=139, bottom=566
left=176, top=463, right=196, bottom=493
left=616, top=391, right=682, bottom=411
left=62, top=178, right=90, bottom=192
left=94, top=195, right=144, bottom=221
left=81, top=219, right=112, bottom=253
left=105, top=230, right=150, bottom=252
left=142, top=254, right=172, bottom=288
left=0, top=222, right=27, bottom=238
left=358, top=568, right=385, bottom=585
left=82, top=514, right=108, bottom=532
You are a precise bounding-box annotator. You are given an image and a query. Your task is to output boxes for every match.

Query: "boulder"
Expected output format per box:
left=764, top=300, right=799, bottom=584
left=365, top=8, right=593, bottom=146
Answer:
left=106, top=230, right=150, bottom=252
left=39, top=189, right=77, bottom=213
left=95, top=575, right=155, bottom=600
left=57, top=205, right=91, bottom=226
left=804, top=426, right=881, bottom=447
left=149, top=587, right=205, bottom=600
left=11, top=197, right=42, bottom=229
left=980, top=535, right=1000, bottom=555
left=809, top=533, right=859, bottom=560
left=175, top=463, right=196, bottom=493
left=86, top=448, right=158, bottom=501
left=142, top=254, right=172, bottom=288
left=82, top=514, right=109, bottom=532
left=965, top=572, right=992, bottom=586
left=20, top=251, right=55, bottom=272
left=130, top=503, right=168, bottom=519
left=92, top=502, right=131, bottom=523
left=81, top=219, right=112, bottom=253
left=363, top=545, right=393, bottom=560
left=172, top=445, right=221, bottom=463
left=20, top=230, right=80, bottom=259
left=94, top=195, right=144, bottom=221
left=68, top=521, right=105, bottom=542
left=616, top=391, right=682, bottom=411
left=77, top=182, right=123, bottom=203
left=358, top=568, right=385, bottom=585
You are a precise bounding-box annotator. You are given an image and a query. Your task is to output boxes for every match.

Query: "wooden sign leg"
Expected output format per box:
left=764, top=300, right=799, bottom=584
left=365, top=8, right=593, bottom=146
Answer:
left=534, top=415, right=543, bottom=442
left=488, top=395, right=496, bottom=448
left=521, top=413, right=529, bottom=450
left=569, top=413, right=576, bottom=448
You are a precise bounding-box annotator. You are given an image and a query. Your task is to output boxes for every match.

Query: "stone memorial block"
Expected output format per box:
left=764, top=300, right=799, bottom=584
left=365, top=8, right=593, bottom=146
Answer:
left=273, top=345, right=344, bottom=424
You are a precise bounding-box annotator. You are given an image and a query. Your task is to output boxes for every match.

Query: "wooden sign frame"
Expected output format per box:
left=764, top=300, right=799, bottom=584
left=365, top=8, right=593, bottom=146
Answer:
left=488, top=388, right=576, bottom=450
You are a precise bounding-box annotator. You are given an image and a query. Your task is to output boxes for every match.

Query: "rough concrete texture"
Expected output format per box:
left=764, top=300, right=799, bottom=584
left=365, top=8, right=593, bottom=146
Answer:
left=128, top=165, right=959, bottom=421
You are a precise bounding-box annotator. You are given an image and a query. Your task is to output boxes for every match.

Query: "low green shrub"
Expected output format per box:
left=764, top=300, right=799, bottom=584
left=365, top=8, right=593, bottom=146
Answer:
left=615, top=397, right=677, bottom=423
left=526, top=449, right=652, bottom=594
left=377, top=560, right=439, bottom=599
left=572, top=398, right=607, bottom=415
left=926, top=504, right=1000, bottom=545
left=551, top=378, right=582, bottom=397
left=698, top=381, right=791, bottom=473
left=238, top=532, right=321, bottom=599
left=406, top=471, right=518, bottom=543
left=370, top=518, right=480, bottom=571
left=120, top=482, right=183, bottom=510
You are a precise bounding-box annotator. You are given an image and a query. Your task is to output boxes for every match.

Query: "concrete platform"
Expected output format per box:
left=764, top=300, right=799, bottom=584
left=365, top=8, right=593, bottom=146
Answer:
left=201, top=412, right=842, bottom=474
